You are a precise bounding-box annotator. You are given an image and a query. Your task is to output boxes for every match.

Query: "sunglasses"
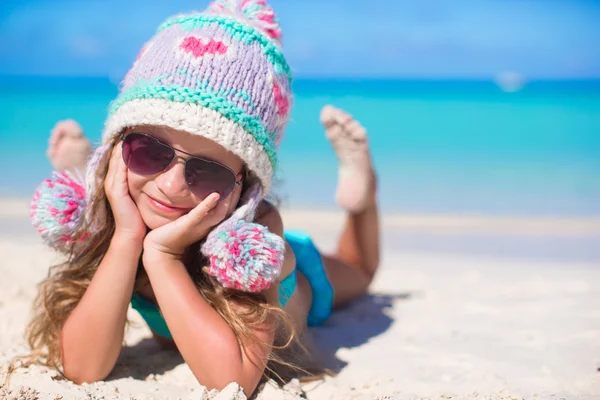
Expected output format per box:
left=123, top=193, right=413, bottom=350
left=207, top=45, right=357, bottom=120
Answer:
left=120, top=132, right=242, bottom=200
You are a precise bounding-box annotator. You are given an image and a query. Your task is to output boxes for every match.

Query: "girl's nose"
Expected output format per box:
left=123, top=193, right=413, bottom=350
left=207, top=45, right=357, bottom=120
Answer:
left=153, top=158, right=189, bottom=196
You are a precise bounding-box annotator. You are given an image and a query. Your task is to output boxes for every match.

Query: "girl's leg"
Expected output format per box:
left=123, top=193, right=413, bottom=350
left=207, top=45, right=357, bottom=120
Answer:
left=319, top=106, right=380, bottom=308
left=47, top=119, right=92, bottom=174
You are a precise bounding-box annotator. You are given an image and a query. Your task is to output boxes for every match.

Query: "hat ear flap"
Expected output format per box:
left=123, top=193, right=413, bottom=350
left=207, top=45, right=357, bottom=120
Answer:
left=231, top=183, right=262, bottom=222
left=85, top=143, right=112, bottom=202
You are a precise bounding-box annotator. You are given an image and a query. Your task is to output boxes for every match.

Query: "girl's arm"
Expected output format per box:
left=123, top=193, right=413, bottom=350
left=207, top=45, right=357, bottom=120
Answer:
left=60, top=233, right=143, bottom=383
left=143, top=207, right=292, bottom=397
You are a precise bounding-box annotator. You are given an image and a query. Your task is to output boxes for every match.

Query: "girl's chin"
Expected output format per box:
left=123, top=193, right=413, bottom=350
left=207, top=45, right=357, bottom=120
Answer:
left=140, top=209, right=177, bottom=230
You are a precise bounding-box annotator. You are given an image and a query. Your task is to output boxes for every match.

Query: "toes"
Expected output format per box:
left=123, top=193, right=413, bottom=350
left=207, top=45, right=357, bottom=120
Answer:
left=50, top=119, right=83, bottom=142
left=325, top=123, right=345, bottom=141
left=320, top=105, right=337, bottom=128
left=49, top=119, right=84, bottom=151
left=48, top=121, right=67, bottom=158
left=61, top=119, right=84, bottom=137
left=47, top=119, right=89, bottom=170
left=323, top=105, right=370, bottom=149
left=321, top=105, right=352, bottom=126
left=332, top=109, right=352, bottom=127
left=49, top=120, right=67, bottom=146
left=345, top=120, right=367, bottom=141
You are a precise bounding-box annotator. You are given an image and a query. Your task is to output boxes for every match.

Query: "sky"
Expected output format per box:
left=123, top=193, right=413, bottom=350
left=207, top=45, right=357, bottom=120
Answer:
left=0, top=0, right=599, bottom=79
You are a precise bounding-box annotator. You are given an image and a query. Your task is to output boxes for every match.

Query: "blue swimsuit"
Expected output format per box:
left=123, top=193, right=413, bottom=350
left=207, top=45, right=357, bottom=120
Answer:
left=131, top=230, right=334, bottom=339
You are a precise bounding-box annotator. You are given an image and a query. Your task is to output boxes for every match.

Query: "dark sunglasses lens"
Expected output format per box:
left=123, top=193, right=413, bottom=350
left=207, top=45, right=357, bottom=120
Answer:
left=122, top=134, right=174, bottom=176
left=185, top=158, right=236, bottom=199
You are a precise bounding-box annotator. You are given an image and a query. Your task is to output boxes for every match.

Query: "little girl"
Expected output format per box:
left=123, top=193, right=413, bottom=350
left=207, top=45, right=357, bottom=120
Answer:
left=25, top=0, right=379, bottom=396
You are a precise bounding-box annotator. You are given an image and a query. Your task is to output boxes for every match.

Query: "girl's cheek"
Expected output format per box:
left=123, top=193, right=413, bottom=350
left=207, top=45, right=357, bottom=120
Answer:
left=226, top=188, right=243, bottom=216
left=126, top=170, right=136, bottom=191
left=213, top=199, right=230, bottom=220
left=127, top=171, right=145, bottom=198
left=127, top=175, right=151, bottom=212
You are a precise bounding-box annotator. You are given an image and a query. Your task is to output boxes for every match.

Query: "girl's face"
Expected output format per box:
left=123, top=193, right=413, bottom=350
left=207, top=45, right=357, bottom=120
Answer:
left=123, top=125, right=245, bottom=230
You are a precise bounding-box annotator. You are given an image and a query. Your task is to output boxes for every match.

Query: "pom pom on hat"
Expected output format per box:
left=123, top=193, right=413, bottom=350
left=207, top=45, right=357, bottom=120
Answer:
left=201, top=218, right=285, bottom=292
left=30, top=170, right=89, bottom=253
left=207, top=0, right=283, bottom=46
left=201, top=185, right=285, bottom=292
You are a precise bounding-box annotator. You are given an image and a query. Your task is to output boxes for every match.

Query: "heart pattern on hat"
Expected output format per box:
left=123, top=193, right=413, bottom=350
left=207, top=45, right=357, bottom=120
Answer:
left=178, top=36, right=230, bottom=59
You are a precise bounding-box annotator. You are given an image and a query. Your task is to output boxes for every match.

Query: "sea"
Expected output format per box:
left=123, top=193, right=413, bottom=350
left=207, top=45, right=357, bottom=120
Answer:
left=1, top=76, right=598, bottom=217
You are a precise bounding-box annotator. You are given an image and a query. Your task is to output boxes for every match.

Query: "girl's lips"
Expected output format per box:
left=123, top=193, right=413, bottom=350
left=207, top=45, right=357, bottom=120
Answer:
left=146, top=194, right=193, bottom=214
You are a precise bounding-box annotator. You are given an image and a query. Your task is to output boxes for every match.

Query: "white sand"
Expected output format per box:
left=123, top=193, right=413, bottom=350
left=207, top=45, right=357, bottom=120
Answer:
left=1, top=200, right=599, bottom=399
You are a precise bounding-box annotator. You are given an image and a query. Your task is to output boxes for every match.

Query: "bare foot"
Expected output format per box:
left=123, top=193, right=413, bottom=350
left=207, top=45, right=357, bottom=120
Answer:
left=47, top=119, right=92, bottom=174
left=320, top=105, right=376, bottom=213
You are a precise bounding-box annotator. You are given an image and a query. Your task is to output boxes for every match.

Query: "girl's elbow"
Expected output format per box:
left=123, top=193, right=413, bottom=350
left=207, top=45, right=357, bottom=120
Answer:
left=64, top=369, right=107, bottom=385
left=237, top=367, right=265, bottom=397
left=63, top=359, right=113, bottom=385
left=201, top=378, right=260, bottom=399
left=241, top=380, right=261, bottom=399
left=192, top=365, right=261, bottom=397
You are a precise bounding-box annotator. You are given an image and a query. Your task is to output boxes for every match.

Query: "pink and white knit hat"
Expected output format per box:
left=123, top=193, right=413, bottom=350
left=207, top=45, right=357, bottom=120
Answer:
left=87, top=0, right=293, bottom=198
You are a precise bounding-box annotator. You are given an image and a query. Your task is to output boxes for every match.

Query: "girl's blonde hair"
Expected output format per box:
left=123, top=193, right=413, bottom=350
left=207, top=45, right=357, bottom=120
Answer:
left=8, top=135, right=318, bottom=390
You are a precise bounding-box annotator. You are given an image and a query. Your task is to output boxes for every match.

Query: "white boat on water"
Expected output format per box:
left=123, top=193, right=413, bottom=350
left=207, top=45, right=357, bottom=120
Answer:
left=494, top=71, right=526, bottom=92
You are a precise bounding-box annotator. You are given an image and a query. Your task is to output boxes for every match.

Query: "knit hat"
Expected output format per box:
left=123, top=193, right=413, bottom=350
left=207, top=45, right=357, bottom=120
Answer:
left=31, top=0, right=292, bottom=293
left=89, top=0, right=292, bottom=198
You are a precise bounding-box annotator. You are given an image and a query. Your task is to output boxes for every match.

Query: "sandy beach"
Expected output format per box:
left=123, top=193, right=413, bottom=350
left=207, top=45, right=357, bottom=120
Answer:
left=1, top=199, right=599, bottom=399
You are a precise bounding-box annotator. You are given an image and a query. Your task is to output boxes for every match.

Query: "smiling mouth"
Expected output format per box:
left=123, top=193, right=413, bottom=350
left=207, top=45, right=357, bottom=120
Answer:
left=146, top=194, right=193, bottom=213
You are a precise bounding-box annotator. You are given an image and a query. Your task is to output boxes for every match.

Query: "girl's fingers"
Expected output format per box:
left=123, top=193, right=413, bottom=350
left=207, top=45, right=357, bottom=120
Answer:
left=177, top=193, right=220, bottom=231
left=105, top=146, right=118, bottom=187
left=105, top=141, right=124, bottom=192
left=190, top=193, right=220, bottom=219
left=104, top=150, right=116, bottom=189
left=155, top=193, right=219, bottom=250
left=115, top=145, right=127, bottom=180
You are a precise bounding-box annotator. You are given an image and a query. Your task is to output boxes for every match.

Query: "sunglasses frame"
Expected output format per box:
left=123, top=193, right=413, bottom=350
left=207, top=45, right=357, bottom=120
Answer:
left=120, top=132, right=243, bottom=198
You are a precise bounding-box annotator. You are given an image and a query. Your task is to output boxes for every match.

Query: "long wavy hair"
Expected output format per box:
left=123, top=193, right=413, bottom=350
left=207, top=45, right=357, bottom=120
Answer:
left=8, top=134, right=318, bottom=389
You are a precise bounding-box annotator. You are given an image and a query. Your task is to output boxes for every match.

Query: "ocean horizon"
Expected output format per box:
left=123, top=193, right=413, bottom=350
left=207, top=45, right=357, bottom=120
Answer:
left=1, top=75, right=598, bottom=217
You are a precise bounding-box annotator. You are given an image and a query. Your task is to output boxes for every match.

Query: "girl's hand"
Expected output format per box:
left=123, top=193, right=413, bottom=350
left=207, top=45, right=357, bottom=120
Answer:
left=143, top=192, right=222, bottom=259
left=104, top=141, right=147, bottom=242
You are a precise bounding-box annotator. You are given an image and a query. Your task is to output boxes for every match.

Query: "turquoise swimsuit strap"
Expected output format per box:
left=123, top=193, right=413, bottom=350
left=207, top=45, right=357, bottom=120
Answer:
left=278, top=270, right=296, bottom=307
left=130, top=294, right=172, bottom=339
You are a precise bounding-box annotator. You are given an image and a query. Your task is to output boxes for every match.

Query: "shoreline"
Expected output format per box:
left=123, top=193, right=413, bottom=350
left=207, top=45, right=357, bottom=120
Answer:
left=4, top=198, right=599, bottom=237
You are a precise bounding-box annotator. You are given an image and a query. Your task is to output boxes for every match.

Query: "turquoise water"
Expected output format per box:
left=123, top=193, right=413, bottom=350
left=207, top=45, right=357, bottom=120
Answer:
left=0, top=76, right=598, bottom=217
